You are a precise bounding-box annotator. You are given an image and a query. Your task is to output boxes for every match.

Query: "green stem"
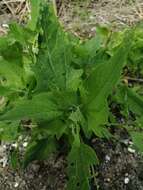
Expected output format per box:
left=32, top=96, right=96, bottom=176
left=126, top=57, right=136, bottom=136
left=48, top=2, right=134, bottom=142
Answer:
left=52, top=0, right=57, bottom=16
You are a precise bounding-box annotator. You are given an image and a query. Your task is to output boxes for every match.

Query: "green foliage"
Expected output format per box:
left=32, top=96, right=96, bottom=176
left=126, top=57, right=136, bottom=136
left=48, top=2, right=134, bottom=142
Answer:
left=83, top=35, right=132, bottom=134
left=68, top=142, right=98, bottom=190
left=130, top=132, right=143, bottom=152
left=0, top=1, right=143, bottom=190
left=0, top=86, right=15, bottom=96
left=0, top=121, right=19, bottom=141
left=27, top=0, right=41, bottom=31
left=10, top=150, right=20, bottom=169
left=23, top=137, right=56, bottom=168
left=0, top=93, right=62, bottom=121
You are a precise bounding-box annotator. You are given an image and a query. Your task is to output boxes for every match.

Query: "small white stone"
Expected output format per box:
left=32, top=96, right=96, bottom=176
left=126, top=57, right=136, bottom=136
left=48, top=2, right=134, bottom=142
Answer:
left=123, top=139, right=129, bottom=145
left=106, top=178, right=111, bottom=182
left=12, top=143, right=18, bottom=148
left=91, top=27, right=96, bottom=32
left=0, top=158, right=4, bottom=163
left=23, top=142, right=28, bottom=147
left=89, top=16, right=94, bottom=20
left=128, top=147, right=135, bottom=153
left=14, top=182, right=19, bottom=188
left=2, top=158, right=8, bottom=167
left=18, top=136, right=23, bottom=141
left=3, top=145, right=7, bottom=149
left=0, top=157, right=7, bottom=167
left=124, top=177, right=130, bottom=184
left=129, top=141, right=133, bottom=145
left=105, top=155, right=111, bottom=162
left=2, top=24, right=9, bottom=28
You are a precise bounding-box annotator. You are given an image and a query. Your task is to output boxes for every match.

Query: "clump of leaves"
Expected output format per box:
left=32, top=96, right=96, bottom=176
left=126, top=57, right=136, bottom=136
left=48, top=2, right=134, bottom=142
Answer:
left=0, top=1, right=143, bottom=190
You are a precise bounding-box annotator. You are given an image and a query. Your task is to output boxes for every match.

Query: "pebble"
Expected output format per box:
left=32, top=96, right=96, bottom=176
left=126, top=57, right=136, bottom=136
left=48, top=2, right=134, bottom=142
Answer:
left=129, top=141, right=133, bottom=145
left=128, top=147, right=135, bottom=154
left=23, top=142, right=28, bottom=147
left=2, top=157, right=8, bottom=167
left=105, top=155, right=111, bottom=162
left=122, top=139, right=133, bottom=146
left=2, top=24, right=9, bottom=28
left=124, top=177, right=130, bottom=184
left=106, top=178, right=111, bottom=182
left=122, top=139, right=129, bottom=145
left=14, top=182, right=19, bottom=188
left=12, top=143, right=18, bottom=148
left=0, top=157, right=8, bottom=167
left=3, top=145, right=7, bottom=149
left=91, top=27, right=96, bottom=32
left=89, top=16, right=95, bottom=20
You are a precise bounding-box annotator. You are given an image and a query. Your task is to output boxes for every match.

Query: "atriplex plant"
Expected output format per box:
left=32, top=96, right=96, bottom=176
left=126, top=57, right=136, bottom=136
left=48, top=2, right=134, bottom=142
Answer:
left=0, top=1, right=143, bottom=189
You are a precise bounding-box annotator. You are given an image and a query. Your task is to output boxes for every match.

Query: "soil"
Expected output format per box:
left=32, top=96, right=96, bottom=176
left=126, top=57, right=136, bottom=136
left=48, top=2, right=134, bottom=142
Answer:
left=0, top=155, right=66, bottom=190
left=93, top=138, right=143, bottom=190
left=0, top=133, right=143, bottom=190
left=0, top=0, right=143, bottom=190
left=59, top=0, right=143, bottom=37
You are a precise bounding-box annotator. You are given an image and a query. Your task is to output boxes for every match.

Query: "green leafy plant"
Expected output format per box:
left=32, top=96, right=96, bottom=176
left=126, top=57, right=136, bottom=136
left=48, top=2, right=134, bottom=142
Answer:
left=0, top=1, right=143, bottom=189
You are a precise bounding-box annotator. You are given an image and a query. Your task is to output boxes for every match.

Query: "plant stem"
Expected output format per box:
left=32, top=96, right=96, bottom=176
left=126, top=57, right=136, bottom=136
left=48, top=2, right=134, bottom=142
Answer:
left=52, top=0, right=57, bottom=16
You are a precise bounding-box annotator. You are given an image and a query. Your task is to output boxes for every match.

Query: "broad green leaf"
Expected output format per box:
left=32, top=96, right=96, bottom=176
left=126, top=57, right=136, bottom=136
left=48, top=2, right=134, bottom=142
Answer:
left=33, top=3, right=82, bottom=93
left=34, top=4, right=74, bottom=91
left=117, top=85, right=143, bottom=117
left=0, top=93, right=62, bottom=121
left=66, top=69, right=83, bottom=91
left=0, top=121, right=19, bottom=141
left=27, top=0, right=41, bottom=31
left=88, top=109, right=111, bottom=138
left=128, top=24, right=143, bottom=70
left=9, top=23, right=36, bottom=45
left=130, top=131, right=143, bottom=153
left=74, top=26, right=110, bottom=66
left=114, top=85, right=129, bottom=118
left=0, top=40, right=23, bottom=62
left=51, top=90, right=78, bottom=110
left=36, top=119, right=67, bottom=140
left=136, top=117, right=143, bottom=128
left=83, top=25, right=110, bottom=56
left=68, top=107, right=89, bottom=136
left=125, top=88, right=143, bottom=116
left=67, top=142, right=98, bottom=190
left=83, top=32, right=133, bottom=135
left=23, top=137, right=56, bottom=168
left=0, top=86, right=14, bottom=96
left=0, top=57, right=23, bottom=87
left=46, top=119, right=66, bottom=139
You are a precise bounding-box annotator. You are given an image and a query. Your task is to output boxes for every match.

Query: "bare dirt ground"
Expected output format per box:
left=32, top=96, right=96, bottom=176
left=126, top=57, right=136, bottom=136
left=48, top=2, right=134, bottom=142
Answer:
left=0, top=0, right=143, bottom=190
left=0, top=0, right=29, bottom=35
left=59, top=0, right=143, bottom=37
